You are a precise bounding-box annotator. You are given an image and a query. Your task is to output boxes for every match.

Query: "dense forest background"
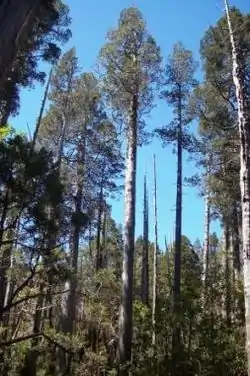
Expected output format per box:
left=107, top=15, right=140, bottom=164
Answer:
left=0, top=1, right=249, bottom=376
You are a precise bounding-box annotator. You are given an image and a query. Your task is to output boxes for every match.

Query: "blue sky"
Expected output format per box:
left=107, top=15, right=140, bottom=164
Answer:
left=11, top=0, right=248, bottom=248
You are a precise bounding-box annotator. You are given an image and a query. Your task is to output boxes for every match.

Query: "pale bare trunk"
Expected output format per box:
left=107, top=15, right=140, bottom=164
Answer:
left=152, top=154, right=158, bottom=346
left=0, top=189, right=11, bottom=320
left=56, top=62, right=75, bottom=168
left=225, top=1, right=250, bottom=373
left=119, top=95, right=137, bottom=365
left=3, top=245, right=13, bottom=310
left=32, top=68, right=53, bottom=149
left=141, top=172, right=149, bottom=304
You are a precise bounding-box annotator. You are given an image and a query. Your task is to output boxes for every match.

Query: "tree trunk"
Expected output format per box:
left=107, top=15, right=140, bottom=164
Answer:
left=0, top=0, right=41, bottom=92
left=21, top=283, right=45, bottom=376
left=0, top=95, right=12, bottom=126
left=119, top=94, right=137, bottom=366
left=67, top=139, right=85, bottom=334
left=152, top=154, right=158, bottom=346
left=224, top=223, right=232, bottom=328
left=232, top=203, right=241, bottom=275
left=102, top=207, right=107, bottom=268
left=89, top=220, right=93, bottom=261
left=96, top=184, right=104, bottom=271
left=59, top=134, right=86, bottom=373
left=203, top=170, right=210, bottom=306
left=172, top=89, right=182, bottom=366
left=56, top=63, right=75, bottom=168
left=165, top=236, right=172, bottom=290
left=225, top=1, right=250, bottom=373
left=32, top=67, right=53, bottom=149
left=54, top=63, right=76, bottom=365
left=141, top=172, right=149, bottom=304
left=0, top=188, right=11, bottom=320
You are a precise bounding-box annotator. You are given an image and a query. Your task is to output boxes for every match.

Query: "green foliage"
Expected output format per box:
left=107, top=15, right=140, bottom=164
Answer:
left=0, top=4, right=248, bottom=376
left=0, top=1, right=72, bottom=124
left=99, top=7, right=162, bottom=141
left=156, top=42, right=197, bottom=151
left=0, top=125, right=12, bottom=140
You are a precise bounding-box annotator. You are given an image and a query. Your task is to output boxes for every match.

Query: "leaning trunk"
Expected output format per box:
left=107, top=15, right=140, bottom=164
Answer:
left=0, top=0, right=41, bottom=91
left=32, top=68, right=53, bottom=149
left=119, top=94, right=137, bottom=366
left=225, top=1, right=250, bottom=373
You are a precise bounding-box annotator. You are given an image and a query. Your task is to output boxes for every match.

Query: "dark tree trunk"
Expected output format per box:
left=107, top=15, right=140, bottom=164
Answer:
left=232, top=203, right=241, bottom=274
left=224, top=222, right=232, bottom=328
left=172, top=88, right=183, bottom=375
left=96, top=184, right=104, bottom=271
left=0, top=0, right=41, bottom=92
left=101, top=207, right=107, bottom=268
left=0, top=99, right=11, bottom=126
left=21, top=283, right=45, bottom=376
left=172, top=90, right=182, bottom=348
left=67, top=139, right=85, bottom=334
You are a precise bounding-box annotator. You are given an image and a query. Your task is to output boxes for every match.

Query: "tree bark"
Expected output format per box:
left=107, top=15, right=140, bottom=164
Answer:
left=225, top=1, right=250, bottom=374
left=58, top=137, right=86, bottom=374
left=102, top=207, right=107, bottom=268
left=172, top=87, right=182, bottom=363
left=141, top=172, right=149, bottom=304
left=0, top=188, right=11, bottom=320
left=203, top=167, right=210, bottom=306
left=119, top=94, right=137, bottom=365
left=21, top=283, right=45, bottom=376
left=96, top=183, right=104, bottom=271
left=0, top=0, right=41, bottom=92
left=67, top=138, right=86, bottom=334
left=32, top=67, right=53, bottom=149
left=224, top=223, right=232, bottom=328
left=232, top=203, right=241, bottom=275
left=165, top=236, right=172, bottom=290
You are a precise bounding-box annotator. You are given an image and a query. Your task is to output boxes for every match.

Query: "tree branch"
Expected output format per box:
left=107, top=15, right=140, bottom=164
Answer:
left=0, top=332, right=76, bottom=355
